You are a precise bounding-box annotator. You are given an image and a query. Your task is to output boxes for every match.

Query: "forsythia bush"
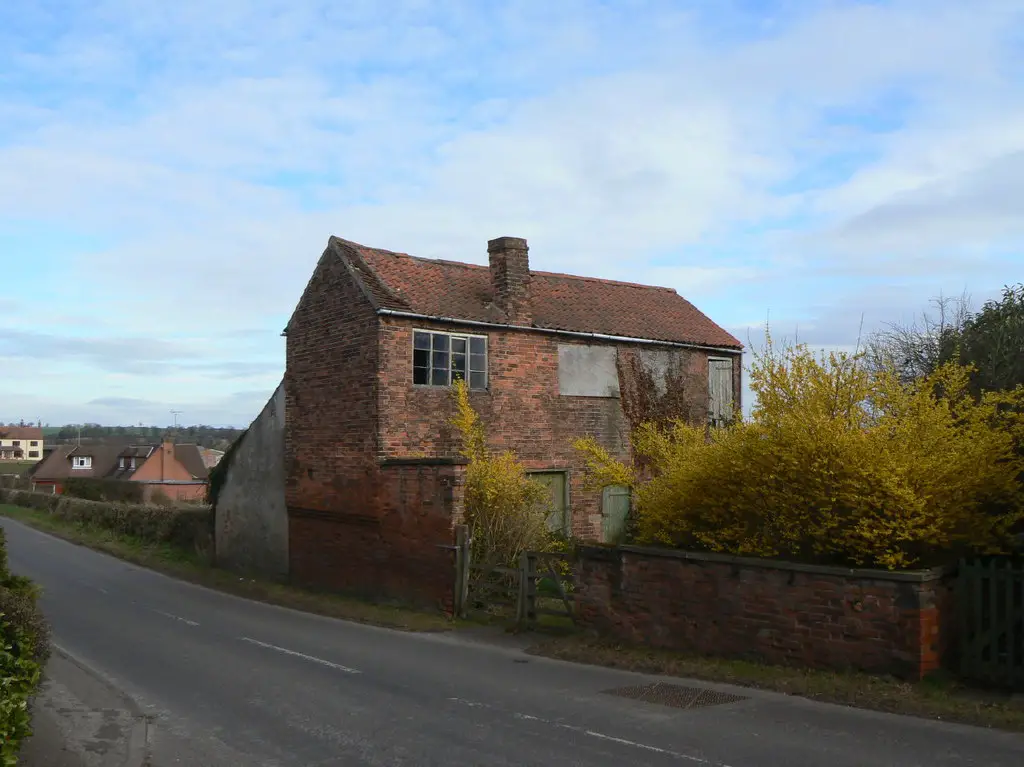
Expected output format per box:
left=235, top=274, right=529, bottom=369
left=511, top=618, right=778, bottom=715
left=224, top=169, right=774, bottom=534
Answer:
left=451, top=379, right=551, bottom=567
left=577, top=334, right=1024, bottom=569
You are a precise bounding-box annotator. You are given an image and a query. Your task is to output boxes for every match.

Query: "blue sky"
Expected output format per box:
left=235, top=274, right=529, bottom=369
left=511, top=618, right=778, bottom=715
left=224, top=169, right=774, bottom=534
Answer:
left=1, top=0, right=1022, bottom=427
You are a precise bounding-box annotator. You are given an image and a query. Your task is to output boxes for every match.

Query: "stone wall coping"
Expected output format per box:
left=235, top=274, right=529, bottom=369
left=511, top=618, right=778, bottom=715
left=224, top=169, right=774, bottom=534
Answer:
left=578, top=544, right=953, bottom=582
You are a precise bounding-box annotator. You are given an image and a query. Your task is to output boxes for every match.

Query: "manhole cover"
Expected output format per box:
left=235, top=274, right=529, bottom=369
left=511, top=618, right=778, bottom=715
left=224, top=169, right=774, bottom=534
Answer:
left=604, top=683, right=747, bottom=710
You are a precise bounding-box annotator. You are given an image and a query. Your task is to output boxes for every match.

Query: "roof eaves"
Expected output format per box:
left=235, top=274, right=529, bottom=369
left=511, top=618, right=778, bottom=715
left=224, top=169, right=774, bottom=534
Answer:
left=375, top=308, right=744, bottom=352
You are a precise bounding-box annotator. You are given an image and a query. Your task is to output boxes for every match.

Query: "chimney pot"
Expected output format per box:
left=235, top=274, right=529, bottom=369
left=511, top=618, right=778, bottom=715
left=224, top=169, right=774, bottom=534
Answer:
left=487, top=236, right=531, bottom=324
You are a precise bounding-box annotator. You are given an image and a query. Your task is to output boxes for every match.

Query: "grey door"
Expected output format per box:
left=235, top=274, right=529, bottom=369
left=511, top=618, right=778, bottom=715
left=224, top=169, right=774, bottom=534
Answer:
left=602, top=485, right=631, bottom=543
left=709, top=358, right=735, bottom=426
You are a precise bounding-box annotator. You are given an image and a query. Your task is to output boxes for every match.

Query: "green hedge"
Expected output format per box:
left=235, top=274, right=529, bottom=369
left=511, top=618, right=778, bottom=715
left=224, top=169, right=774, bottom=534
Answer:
left=63, top=478, right=146, bottom=504
left=0, top=489, right=213, bottom=557
left=0, top=527, right=48, bottom=765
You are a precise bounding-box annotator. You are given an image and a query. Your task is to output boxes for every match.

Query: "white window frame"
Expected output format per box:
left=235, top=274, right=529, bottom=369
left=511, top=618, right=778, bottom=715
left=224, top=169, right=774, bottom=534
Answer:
left=412, top=329, right=488, bottom=390
left=72, top=455, right=92, bottom=470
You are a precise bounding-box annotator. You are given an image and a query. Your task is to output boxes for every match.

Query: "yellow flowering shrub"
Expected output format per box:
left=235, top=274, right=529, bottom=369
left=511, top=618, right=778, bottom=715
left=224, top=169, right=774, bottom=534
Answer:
left=451, top=379, right=551, bottom=568
left=576, top=334, right=1024, bottom=569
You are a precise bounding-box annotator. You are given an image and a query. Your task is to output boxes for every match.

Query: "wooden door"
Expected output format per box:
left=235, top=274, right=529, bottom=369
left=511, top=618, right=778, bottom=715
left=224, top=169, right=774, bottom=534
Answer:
left=530, top=471, right=569, bottom=536
left=602, top=485, right=631, bottom=543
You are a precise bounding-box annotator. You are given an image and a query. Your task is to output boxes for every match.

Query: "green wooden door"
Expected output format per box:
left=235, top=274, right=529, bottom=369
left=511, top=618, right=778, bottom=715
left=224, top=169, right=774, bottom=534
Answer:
left=530, top=471, right=568, bottom=536
left=602, top=485, right=631, bottom=543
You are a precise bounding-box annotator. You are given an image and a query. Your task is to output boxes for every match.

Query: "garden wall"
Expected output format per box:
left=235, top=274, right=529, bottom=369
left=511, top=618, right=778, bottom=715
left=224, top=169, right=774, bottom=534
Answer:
left=574, top=545, right=954, bottom=680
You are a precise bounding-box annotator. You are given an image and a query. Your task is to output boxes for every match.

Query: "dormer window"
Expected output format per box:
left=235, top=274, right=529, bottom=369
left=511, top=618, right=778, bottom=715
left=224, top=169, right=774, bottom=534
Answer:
left=72, top=455, right=92, bottom=470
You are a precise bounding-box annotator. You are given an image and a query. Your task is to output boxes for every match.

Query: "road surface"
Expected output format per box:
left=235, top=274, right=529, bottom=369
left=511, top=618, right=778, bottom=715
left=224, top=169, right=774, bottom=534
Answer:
left=5, top=518, right=1022, bottom=766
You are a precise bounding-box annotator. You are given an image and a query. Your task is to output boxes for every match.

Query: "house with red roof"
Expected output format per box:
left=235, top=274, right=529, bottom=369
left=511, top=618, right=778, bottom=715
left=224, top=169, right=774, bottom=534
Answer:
left=30, top=440, right=211, bottom=501
left=277, top=234, right=742, bottom=606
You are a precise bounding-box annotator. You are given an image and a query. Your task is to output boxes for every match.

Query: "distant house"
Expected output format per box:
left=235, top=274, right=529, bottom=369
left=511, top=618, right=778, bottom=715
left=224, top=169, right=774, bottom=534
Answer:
left=0, top=426, right=44, bottom=464
left=31, top=440, right=211, bottom=501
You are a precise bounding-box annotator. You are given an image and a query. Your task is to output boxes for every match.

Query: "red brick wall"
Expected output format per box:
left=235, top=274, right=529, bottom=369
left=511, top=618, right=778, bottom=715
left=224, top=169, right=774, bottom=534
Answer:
left=285, top=249, right=462, bottom=606
left=288, top=462, right=463, bottom=608
left=574, top=545, right=954, bottom=680
left=377, top=317, right=723, bottom=540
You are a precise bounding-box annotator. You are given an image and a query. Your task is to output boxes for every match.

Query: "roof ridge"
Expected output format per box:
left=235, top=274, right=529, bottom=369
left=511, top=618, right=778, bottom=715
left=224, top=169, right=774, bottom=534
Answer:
left=367, top=249, right=677, bottom=293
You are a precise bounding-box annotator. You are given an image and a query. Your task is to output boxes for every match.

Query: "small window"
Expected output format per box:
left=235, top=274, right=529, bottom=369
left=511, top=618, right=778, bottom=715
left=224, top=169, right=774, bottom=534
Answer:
left=28, top=451, right=39, bottom=458
left=30, top=441, right=38, bottom=447
left=12, top=441, right=19, bottom=447
left=72, top=455, right=92, bottom=469
left=130, top=457, right=137, bottom=470
left=413, top=330, right=487, bottom=389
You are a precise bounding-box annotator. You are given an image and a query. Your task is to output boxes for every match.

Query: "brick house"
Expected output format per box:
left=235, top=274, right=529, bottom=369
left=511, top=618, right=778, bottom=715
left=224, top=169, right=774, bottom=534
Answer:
left=282, top=235, right=742, bottom=606
left=0, top=426, right=44, bottom=463
left=30, top=440, right=210, bottom=500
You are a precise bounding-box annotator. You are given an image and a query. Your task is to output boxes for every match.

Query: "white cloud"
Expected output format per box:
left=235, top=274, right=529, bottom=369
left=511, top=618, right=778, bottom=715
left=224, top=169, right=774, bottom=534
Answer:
left=1, top=0, right=1021, bottom=424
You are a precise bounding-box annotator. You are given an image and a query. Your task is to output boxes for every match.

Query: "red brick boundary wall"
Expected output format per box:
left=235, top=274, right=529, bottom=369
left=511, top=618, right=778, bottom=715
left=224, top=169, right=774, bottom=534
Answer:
left=574, top=545, right=955, bottom=680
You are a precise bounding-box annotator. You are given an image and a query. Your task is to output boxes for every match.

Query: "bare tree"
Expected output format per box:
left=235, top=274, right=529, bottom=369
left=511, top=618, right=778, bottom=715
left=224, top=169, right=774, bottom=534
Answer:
left=865, top=291, right=974, bottom=384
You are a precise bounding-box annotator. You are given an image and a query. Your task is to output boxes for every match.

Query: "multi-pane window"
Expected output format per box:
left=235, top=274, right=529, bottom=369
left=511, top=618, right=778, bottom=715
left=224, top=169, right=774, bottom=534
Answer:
left=72, top=455, right=92, bottom=469
left=413, top=330, right=487, bottom=390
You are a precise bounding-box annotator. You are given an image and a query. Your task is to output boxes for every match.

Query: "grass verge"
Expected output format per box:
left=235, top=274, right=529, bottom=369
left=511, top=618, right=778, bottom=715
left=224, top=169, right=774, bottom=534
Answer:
left=528, top=635, right=1024, bottom=732
left=0, top=504, right=453, bottom=632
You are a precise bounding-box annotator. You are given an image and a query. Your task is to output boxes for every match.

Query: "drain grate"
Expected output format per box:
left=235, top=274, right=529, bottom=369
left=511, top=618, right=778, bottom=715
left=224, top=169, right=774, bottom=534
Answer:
left=604, top=682, right=747, bottom=710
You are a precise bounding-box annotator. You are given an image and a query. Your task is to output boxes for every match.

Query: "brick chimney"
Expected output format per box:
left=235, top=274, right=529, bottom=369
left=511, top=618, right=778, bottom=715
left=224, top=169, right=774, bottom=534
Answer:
left=488, top=236, right=531, bottom=324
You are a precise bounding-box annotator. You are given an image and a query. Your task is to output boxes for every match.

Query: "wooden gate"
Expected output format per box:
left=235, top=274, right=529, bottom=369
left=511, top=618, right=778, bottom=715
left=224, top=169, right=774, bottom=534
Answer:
left=518, top=550, right=575, bottom=628
left=453, top=526, right=575, bottom=628
left=453, top=525, right=522, bottom=621
left=957, top=557, right=1024, bottom=690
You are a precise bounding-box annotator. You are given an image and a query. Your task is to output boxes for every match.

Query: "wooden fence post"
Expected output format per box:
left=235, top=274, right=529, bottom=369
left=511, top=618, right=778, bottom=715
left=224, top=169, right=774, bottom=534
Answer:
left=454, top=525, right=471, bottom=619
left=516, top=551, right=529, bottom=629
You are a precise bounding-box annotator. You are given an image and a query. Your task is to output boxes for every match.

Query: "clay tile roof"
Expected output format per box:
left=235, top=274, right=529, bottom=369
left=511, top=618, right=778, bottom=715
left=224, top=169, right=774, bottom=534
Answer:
left=174, top=444, right=210, bottom=480
left=32, top=443, right=126, bottom=481
left=333, top=237, right=741, bottom=349
left=0, top=426, right=43, bottom=441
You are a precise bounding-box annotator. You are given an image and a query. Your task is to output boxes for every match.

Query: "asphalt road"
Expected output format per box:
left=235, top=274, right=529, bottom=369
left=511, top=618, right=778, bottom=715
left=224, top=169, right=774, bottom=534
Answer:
left=5, top=518, right=1023, bottom=767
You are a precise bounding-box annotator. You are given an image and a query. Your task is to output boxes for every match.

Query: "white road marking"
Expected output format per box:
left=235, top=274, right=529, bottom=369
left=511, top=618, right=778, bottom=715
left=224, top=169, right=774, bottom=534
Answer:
left=153, top=610, right=200, bottom=627
left=583, top=730, right=716, bottom=762
left=239, top=637, right=360, bottom=674
left=450, top=698, right=733, bottom=765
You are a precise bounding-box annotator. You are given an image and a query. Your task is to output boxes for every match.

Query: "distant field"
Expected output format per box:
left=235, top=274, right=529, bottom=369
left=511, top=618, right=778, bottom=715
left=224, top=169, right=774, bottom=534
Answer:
left=0, top=461, right=36, bottom=476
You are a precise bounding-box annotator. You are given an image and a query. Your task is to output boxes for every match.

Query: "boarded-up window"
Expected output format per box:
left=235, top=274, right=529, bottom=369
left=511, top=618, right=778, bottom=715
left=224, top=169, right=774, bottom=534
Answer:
left=602, top=485, right=631, bottom=544
left=558, top=344, right=620, bottom=398
left=708, top=358, right=734, bottom=426
left=530, top=471, right=569, bottom=535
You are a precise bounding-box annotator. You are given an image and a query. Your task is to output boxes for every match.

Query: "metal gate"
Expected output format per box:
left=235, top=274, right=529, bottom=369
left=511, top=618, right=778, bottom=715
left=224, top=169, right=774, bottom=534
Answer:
left=957, top=557, right=1024, bottom=690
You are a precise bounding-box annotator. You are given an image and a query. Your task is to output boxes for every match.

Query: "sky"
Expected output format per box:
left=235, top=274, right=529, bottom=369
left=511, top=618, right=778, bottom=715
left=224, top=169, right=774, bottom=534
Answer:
left=1, top=0, right=1022, bottom=428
